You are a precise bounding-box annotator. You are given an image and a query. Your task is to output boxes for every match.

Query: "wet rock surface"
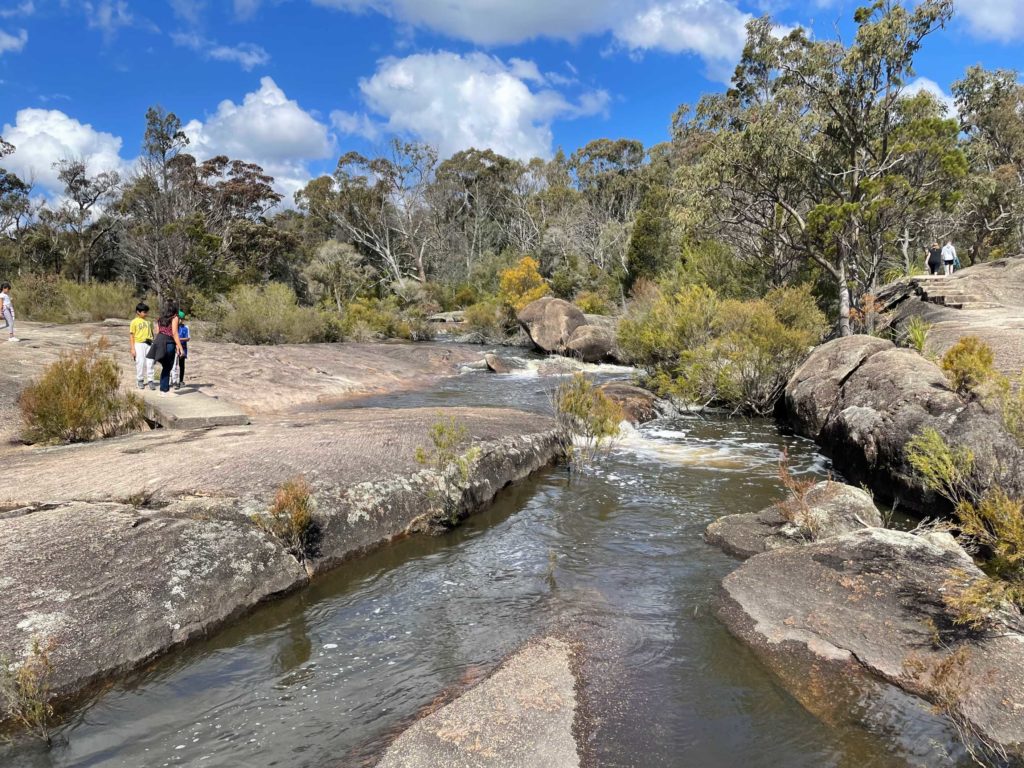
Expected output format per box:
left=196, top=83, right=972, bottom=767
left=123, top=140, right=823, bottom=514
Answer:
left=705, top=481, right=881, bottom=559
left=565, top=324, right=613, bottom=363
left=597, top=382, right=669, bottom=425
left=716, top=528, right=1024, bottom=761
left=376, top=636, right=579, bottom=768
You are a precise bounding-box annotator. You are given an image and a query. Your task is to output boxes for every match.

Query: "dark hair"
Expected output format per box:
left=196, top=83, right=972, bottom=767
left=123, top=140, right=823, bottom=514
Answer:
left=158, top=301, right=179, bottom=328
left=136, top=302, right=149, bottom=313
left=0, top=282, right=10, bottom=291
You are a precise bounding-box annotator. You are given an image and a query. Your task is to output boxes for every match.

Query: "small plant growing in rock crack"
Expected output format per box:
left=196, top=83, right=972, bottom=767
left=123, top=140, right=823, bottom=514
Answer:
left=552, top=373, right=624, bottom=473
left=253, top=476, right=321, bottom=562
left=903, top=316, right=931, bottom=354
left=941, top=336, right=996, bottom=397
left=773, top=449, right=835, bottom=538
left=415, top=414, right=481, bottom=527
left=0, top=637, right=56, bottom=746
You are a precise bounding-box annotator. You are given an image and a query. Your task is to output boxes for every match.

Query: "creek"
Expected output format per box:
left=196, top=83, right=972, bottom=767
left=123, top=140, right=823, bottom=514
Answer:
left=2, top=358, right=964, bottom=767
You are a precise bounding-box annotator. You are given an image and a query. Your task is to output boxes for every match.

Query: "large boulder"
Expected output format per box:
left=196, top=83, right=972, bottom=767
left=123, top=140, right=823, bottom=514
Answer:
left=705, top=481, right=882, bottom=559
left=597, top=382, right=668, bottom=425
left=517, top=297, right=587, bottom=354
left=717, top=528, right=1024, bottom=761
left=565, top=324, right=613, bottom=363
left=783, top=335, right=1024, bottom=512
left=784, top=335, right=895, bottom=439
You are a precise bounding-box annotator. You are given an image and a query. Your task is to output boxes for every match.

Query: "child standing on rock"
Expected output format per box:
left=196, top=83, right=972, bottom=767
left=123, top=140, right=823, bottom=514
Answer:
left=172, top=310, right=189, bottom=390
left=129, top=302, right=155, bottom=390
left=1, top=282, right=17, bottom=342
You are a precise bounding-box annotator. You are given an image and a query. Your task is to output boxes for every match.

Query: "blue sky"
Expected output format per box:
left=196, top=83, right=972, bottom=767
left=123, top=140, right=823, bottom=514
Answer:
left=1, top=0, right=1021, bottom=202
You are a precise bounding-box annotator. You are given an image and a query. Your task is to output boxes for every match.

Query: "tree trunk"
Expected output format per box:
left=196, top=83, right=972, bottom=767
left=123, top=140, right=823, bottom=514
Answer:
left=837, top=260, right=852, bottom=337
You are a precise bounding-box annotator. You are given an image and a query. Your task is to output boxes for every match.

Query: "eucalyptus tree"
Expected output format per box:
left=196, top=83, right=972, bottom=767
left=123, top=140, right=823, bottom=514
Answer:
left=693, top=0, right=954, bottom=335
left=50, top=159, right=121, bottom=281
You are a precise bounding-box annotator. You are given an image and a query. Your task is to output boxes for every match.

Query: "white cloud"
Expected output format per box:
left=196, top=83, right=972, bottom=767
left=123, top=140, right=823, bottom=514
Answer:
left=83, top=0, right=134, bottom=37
left=311, top=0, right=756, bottom=77
left=337, top=52, right=609, bottom=161
left=172, top=32, right=270, bottom=70
left=956, top=0, right=1024, bottom=41
left=615, top=0, right=751, bottom=82
left=234, top=0, right=261, bottom=18
left=0, top=26, right=26, bottom=53
left=168, top=0, right=204, bottom=24
left=0, top=1, right=34, bottom=18
left=1, top=108, right=128, bottom=193
left=183, top=76, right=333, bottom=199
left=903, top=77, right=957, bottom=116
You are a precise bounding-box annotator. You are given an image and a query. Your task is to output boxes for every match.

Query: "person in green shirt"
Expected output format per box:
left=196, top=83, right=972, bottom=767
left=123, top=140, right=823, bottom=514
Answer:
left=129, top=302, right=155, bottom=390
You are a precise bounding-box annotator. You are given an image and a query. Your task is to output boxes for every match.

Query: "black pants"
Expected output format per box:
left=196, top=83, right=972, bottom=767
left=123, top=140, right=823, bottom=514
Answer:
left=177, top=355, right=186, bottom=385
left=928, top=261, right=941, bottom=275
left=158, top=342, right=176, bottom=392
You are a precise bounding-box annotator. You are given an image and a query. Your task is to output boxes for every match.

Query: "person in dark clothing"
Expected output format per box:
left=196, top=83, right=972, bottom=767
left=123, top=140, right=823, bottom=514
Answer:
left=926, top=242, right=943, bottom=275
left=154, top=301, right=184, bottom=395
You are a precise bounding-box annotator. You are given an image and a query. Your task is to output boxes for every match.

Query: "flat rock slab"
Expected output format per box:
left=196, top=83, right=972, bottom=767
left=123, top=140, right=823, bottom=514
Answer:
left=717, top=528, right=1024, bottom=760
left=141, top=389, right=250, bottom=429
left=376, top=636, right=580, bottom=768
left=0, top=500, right=306, bottom=700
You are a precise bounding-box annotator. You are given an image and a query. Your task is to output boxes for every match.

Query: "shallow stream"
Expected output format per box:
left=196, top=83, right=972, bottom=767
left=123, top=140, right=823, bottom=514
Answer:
left=2, top=356, right=966, bottom=767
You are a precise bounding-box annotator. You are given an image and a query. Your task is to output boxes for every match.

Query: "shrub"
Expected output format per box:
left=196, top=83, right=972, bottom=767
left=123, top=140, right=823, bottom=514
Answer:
left=253, top=476, right=320, bottom=562
left=574, top=290, right=613, bottom=315
left=906, top=429, right=1024, bottom=627
left=415, top=415, right=481, bottom=526
left=0, top=637, right=56, bottom=745
left=16, top=274, right=74, bottom=323
left=214, top=283, right=332, bottom=345
left=553, top=373, right=624, bottom=470
left=462, top=298, right=512, bottom=342
left=904, top=316, right=931, bottom=354
left=339, top=296, right=432, bottom=341
left=64, top=281, right=138, bottom=322
left=618, top=280, right=825, bottom=415
left=498, top=256, right=549, bottom=312
left=986, top=373, right=1024, bottom=446
left=941, top=336, right=996, bottom=396
left=773, top=449, right=836, bottom=538
left=19, top=342, right=145, bottom=444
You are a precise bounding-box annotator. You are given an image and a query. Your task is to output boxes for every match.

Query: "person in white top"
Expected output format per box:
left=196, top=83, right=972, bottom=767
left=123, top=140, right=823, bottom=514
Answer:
left=941, top=240, right=957, bottom=276
left=1, top=282, right=16, bottom=341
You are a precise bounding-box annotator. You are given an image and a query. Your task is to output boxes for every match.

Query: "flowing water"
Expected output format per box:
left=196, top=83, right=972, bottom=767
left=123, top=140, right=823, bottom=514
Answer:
left=2, top=355, right=966, bottom=768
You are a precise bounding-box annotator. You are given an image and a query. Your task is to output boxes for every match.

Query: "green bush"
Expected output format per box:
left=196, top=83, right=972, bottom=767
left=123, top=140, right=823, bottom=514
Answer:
left=253, top=476, right=320, bottom=562
left=19, top=343, right=146, bottom=444
left=462, top=298, right=512, bottom=341
left=618, top=279, right=825, bottom=415
left=16, top=275, right=139, bottom=323
left=415, top=414, right=481, bottom=526
left=574, top=290, right=614, bottom=315
left=904, top=316, right=931, bottom=353
left=214, top=283, right=334, bottom=344
left=941, top=336, right=996, bottom=395
left=554, top=373, right=625, bottom=470
left=0, top=637, right=56, bottom=745
left=341, top=296, right=419, bottom=341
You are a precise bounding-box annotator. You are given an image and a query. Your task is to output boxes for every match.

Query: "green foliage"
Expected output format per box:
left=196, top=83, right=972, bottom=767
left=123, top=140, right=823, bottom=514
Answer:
left=253, top=476, right=319, bottom=562
left=498, top=256, right=549, bottom=312
left=906, top=428, right=1024, bottom=626
left=573, top=290, right=613, bottom=315
left=904, top=316, right=931, bottom=353
left=0, top=637, right=56, bottom=745
left=625, top=187, right=673, bottom=290
left=989, top=374, right=1024, bottom=446
left=940, top=336, right=996, bottom=395
left=212, top=283, right=336, bottom=345
left=15, top=275, right=137, bottom=324
left=415, top=414, right=481, bottom=526
left=905, top=427, right=978, bottom=508
left=340, top=296, right=434, bottom=341
left=618, top=279, right=825, bottom=415
left=462, top=298, right=512, bottom=342
left=553, top=373, right=625, bottom=470
left=19, top=343, right=145, bottom=444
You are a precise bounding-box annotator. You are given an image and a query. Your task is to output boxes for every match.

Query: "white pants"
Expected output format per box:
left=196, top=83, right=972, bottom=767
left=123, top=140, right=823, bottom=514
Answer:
left=135, top=341, right=155, bottom=384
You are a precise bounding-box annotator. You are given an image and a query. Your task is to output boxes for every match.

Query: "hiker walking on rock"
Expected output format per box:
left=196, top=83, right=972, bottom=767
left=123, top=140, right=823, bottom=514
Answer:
left=941, top=240, right=958, bottom=276
left=926, top=242, right=943, bottom=275
left=129, top=302, right=155, bottom=390
left=1, top=282, right=16, bottom=342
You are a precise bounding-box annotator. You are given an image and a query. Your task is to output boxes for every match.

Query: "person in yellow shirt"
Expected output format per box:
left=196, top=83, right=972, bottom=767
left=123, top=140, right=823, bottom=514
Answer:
left=129, top=302, right=155, bottom=390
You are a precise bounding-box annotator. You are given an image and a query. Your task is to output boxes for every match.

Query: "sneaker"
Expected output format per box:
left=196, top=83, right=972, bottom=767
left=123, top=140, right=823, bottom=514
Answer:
left=149, top=382, right=157, bottom=391
left=7, top=337, right=18, bottom=342
left=175, top=381, right=182, bottom=390
left=137, top=381, right=145, bottom=390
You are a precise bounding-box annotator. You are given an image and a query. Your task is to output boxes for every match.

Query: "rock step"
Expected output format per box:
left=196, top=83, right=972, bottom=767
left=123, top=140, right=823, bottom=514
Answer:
left=141, top=389, right=250, bottom=429
left=952, top=302, right=1002, bottom=311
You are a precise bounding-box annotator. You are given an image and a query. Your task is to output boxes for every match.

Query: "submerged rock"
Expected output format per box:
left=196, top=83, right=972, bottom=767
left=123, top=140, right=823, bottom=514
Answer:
left=376, top=635, right=580, bottom=768
left=705, top=481, right=881, bottom=559
left=717, top=528, right=1024, bottom=761
left=517, top=297, right=586, bottom=354
left=484, top=353, right=520, bottom=374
